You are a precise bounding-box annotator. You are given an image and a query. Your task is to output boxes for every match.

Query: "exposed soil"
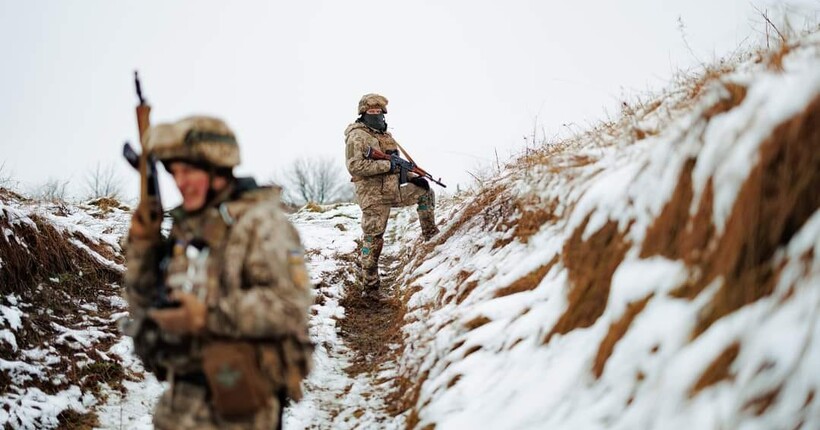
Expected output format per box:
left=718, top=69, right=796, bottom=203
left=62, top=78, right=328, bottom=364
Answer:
left=337, top=252, right=405, bottom=377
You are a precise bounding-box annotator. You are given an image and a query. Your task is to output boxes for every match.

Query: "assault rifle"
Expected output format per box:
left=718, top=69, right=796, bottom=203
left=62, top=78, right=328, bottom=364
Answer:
left=123, top=71, right=162, bottom=235
left=365, top=147, right=446, bottom=188
left=122, top=72, right=175, bottom=309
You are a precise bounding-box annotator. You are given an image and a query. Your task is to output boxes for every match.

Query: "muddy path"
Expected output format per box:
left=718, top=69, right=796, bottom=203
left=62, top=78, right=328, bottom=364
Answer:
left=337, top=252, right=405, bottom=377
left=286, top=205, right=417, bottom=428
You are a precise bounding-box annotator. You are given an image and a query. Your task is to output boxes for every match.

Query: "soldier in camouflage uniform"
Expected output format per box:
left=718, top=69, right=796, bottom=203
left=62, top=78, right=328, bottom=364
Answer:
left=344, top=94, right=439, bottom=292
left=124, top=116, right=313, bottom=430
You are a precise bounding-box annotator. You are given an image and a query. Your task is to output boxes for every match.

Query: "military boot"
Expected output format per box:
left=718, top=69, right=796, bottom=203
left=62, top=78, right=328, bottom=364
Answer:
left=360, top=234, right=384, bottom=292
left=417, top=194, right=439, bottom=241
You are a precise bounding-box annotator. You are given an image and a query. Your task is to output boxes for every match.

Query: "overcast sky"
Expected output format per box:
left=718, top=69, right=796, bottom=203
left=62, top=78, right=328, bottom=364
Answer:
left=1, top=0, right=816, bottom=206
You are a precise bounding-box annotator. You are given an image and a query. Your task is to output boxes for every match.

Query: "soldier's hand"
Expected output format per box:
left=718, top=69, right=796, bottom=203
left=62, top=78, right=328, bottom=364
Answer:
left=148, top=292, right=207, bottom=335
left=409, top=176, right=430, bottom=191
left=129, top=205, right=161, bottom=242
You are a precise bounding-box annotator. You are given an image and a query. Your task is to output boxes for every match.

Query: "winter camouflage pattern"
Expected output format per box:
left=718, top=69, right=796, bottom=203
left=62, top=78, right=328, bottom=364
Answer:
left=360, top=233, right=385, bottom=289
left=144, top=116, right=241, bottom=168
left=124, top=183, right=312, bottom=429
left=358, top=93, right=388, bottom=114
left=344, top=120, right=439, bottom=289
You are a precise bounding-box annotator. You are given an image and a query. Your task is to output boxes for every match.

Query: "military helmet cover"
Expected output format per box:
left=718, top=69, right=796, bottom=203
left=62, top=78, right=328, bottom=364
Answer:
left=358, top=93, right=388, bottom=114
left=143, top=116, right=240, bottom=169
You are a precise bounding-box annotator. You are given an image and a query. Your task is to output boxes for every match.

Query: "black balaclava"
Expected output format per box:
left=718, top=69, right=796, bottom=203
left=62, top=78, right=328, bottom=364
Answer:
left=360, top=113, right=387, bottom=132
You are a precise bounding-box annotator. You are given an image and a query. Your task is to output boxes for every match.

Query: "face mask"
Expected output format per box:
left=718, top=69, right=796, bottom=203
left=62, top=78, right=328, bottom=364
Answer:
left=361, top=113, right=387, bottom=132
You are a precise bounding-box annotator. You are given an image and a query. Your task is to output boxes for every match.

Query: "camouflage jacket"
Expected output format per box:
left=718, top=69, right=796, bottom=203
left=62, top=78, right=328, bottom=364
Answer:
left=344, top=122, right=404, bottom=208
left=124, top=179, right=312, bottom=399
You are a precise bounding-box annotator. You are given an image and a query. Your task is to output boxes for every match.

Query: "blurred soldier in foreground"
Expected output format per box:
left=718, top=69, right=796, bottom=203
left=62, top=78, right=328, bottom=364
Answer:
left=123, top=116, right=313, bottom=429
left=344, top=94, right=439, bottom=295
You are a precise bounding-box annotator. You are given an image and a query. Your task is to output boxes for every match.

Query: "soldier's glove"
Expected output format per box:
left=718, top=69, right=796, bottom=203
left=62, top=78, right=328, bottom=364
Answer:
left=129, top=204, right=162, bottom=242
left=409, top=176, right=430, bottom=191
left=148, top=292, right=207, bottom=335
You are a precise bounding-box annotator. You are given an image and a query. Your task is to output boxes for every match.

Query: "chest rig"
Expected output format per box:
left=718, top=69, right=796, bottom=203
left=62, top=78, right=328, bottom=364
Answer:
left=165, top=201, right=241, bottom=310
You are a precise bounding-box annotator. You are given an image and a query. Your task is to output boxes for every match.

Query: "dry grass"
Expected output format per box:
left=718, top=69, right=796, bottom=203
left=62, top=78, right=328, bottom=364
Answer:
left=0, top=214, right=121, bottom=298
left=766, top=42, right=793, bottom=72
left=685, top=64, right=738, bottom=104
left=592, top=294, right=654, bottom=378
left=693, top=94, right=820, bottom=336
left=503, top=197, right=560, bottom=246
left=0, top=199, right=127, bottom=427
left=544, top=218, right=631, bottom=344
left=395, top=369, right=429, bottom=429
left=85, top=196, right=129, bottom=213
left=743, top=385, right=782, bottom=416
left=641, top=159, right=697, bottom=260
left=302, top=201, right=325, bottom=213
left=56, top=410, right=99, bottom=430
left=429, top=185, right=505, bottom=248
left=642, top=93, right=820, bottom=337
left=446, top=374, right=462, bottom=389
left=463, top=316, right=492, bottom=331
left=494, top=256, right=558, bottom=298
left=463, top=345, right=482, bottom=358
left=455, top=280, right=480, bottom=305
left=0, top=186, right=30, bottom=202
left=703, top=82, right=748, bottom=119
left=689, top=342, right=740, bottom=396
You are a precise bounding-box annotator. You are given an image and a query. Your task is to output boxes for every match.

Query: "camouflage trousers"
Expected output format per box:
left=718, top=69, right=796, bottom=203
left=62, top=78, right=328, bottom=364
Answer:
left=153, top=381, right=281, bottom=430
left=359, top=184, right=438, bottom=289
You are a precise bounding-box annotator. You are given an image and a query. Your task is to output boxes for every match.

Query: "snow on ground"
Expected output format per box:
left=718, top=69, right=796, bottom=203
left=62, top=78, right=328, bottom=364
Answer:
left=286, top=202, right=422, bottom=429
left=0, top=198, right=141, bottom=429
left=94, top=338, right=164, bottom=430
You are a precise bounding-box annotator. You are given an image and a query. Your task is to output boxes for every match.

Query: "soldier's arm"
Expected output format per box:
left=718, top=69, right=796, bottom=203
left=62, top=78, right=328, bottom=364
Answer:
left=346, top=129, right=391, bottom=177
left=206, top=206, right=312, bottom=339
left=123, top=238, right=164, bottom=310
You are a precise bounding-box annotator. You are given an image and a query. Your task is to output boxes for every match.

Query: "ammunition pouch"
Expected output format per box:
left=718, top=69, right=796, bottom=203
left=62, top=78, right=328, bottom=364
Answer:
left=259, top=337, right=314, bottom=402
left=202, top=341, right=270, bottom=418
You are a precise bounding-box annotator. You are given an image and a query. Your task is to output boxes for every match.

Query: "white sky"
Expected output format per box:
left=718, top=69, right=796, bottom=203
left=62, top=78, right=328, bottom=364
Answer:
left=1, top=0, right=815, bottom=205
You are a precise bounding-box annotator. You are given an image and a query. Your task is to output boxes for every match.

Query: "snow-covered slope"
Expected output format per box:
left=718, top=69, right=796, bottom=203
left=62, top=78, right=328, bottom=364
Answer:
left=0, top=195, right=163, bottom=429
left=386, top=34, right=820, bottom=429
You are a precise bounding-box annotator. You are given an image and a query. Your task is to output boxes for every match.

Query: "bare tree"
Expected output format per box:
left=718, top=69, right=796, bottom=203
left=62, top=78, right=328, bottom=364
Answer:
left=279, top=156, right=354, bottom=205
left=0, top=161, right=15, bottom=189
left=84, top=162, right=123, bottom=200
left=33, top=178, right=71, bottom=202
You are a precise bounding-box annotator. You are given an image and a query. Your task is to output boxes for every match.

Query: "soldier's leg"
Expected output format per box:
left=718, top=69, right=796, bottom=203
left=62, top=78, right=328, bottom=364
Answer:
left=360, top=205, right=390, bottom=289
left=417, top=188, right=439, bottom=240
left=398, top=184, right=439, bottom=241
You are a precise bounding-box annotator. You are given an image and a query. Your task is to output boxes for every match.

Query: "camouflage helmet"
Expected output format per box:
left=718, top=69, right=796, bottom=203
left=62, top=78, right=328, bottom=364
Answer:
left=358, top=93, right=388, bottom=114
left=142, top=116, right=240, bottom=169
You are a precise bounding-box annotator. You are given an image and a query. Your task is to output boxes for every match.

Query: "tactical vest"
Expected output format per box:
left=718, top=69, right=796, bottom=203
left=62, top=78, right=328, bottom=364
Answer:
left=347, top=123, right=402, bottom=205
left=132, top=183, right=312, bottom=402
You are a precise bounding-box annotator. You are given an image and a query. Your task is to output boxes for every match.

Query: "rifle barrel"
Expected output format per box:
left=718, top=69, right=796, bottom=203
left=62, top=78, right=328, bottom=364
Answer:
left=134, top=71, right=145, bottom=105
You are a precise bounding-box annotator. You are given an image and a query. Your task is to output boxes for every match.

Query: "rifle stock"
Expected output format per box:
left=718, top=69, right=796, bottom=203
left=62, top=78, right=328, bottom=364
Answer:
left=366, top=146, right=446, bottom=188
